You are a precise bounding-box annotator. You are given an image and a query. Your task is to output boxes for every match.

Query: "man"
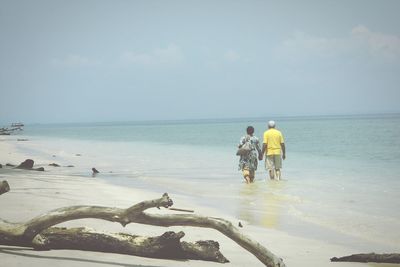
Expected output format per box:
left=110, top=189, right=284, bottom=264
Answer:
left=260, top=120, right=286, bottom=180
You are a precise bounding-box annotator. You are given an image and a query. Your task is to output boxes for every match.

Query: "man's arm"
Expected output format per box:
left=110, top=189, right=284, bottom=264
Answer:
left=281, top=143, right=286, bottom=160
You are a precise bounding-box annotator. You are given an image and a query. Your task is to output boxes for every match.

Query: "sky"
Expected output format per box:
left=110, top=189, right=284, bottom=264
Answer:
left=1, top=0, right=399, bottom=123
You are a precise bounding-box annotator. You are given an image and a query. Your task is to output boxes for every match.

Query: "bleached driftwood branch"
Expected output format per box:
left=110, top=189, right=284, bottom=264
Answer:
left=0, top=183, right=226, bottom=262
left=0, top=193, right=285, bottom=266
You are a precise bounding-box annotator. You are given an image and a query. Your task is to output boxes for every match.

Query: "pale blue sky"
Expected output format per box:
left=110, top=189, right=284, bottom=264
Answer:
left=1, top=0, right=399, bottom=123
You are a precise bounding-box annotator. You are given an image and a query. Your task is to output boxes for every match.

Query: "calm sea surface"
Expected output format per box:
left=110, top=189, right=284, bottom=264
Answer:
left=21, top=114, right=400, bottom=251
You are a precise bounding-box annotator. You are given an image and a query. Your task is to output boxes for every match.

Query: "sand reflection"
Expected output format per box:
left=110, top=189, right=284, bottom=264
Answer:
left=237, top=180, right=287, bottom=229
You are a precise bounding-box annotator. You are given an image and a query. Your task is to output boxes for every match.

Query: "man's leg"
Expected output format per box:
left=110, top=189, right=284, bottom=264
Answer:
left=269, top=170, right=275, bottom=179
left=266, top=156, right=275, bottom=180
left=274, top=155, right=283, bottom=180
left=275, top=169, right=281, bottom=180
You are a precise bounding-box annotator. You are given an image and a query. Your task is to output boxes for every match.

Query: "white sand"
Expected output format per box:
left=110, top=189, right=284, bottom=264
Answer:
left=0, top=137, right=391, bottom=267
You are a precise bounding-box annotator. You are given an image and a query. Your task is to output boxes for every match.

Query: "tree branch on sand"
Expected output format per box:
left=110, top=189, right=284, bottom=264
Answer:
left=331, top=253, right=400, bottom=263
left=0, top=187, right=285, bottom=267
left=34, top=227, right=228, bottom=262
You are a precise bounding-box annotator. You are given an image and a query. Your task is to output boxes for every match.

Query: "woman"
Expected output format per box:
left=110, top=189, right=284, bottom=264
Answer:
left=238, top=126, right=262, bottom=183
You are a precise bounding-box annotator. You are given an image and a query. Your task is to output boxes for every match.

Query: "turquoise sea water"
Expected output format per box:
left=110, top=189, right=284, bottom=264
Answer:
left=20, top=114, right=400, bottom=251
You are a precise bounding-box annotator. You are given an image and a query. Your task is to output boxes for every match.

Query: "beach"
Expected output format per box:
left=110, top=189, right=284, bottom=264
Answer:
left=1, top=116, right=399, bottom=267
left=2, top=0, right=399, bottom=265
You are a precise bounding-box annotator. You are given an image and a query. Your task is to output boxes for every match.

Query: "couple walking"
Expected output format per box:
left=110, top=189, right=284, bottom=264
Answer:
left=238, top=121, right=286, bottom=183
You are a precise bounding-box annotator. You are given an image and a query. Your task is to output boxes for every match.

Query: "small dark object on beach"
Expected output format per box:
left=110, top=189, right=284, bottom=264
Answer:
left=16, top=159, right=34, bottom=169
left=52, top=155, right=56, bottom=157
left=0, top=164, right=2, bottom=168
left=92, top=168, right=99, bottom=174
left=49, top=163, right=60, bottom=167
left=0, top=180, right=10, bottom=195
left=6, top=163, right=16, bottom=167
left=76, top=154, right=81, bottom=156
left=14, top=159, right=44, bottom=171
left=66, top=165, right=74, bottom=167
left=238, top=222, right=243, bottom=228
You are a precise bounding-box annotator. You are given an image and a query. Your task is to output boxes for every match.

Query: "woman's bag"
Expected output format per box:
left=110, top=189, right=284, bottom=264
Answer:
left=236, top=139, right=252, bottom=156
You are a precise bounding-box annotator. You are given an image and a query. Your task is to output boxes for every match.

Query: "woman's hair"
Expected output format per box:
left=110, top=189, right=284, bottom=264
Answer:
left=246, top=126, right=254, bottom=134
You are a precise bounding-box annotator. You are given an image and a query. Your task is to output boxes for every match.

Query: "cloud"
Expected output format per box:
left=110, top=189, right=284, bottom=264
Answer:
left=277, top=25, right=400, bottom=62
left=121, top=43, right=184, bottom=67
left=224, top=49, right=240, bottom=62
left=51, top=54, right=101, bottom=67
left=351, top=25, right=400, bottom=60
left=280, top=32, right=348, bottom=58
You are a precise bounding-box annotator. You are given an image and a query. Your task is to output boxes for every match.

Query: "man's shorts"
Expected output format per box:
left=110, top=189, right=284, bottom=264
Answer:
left=265, top=155, right=282, bottom=170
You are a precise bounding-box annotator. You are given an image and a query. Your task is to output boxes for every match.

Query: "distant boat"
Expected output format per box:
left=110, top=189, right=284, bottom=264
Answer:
left=0, top=123, right=24, bottom=135
left=0, top=128, right=11, bottom=135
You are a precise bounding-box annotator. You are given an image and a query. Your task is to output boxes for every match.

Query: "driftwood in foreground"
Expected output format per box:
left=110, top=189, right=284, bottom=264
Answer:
left=331, top=253, right=400, bottom=263
left=0, top=190, right=226, bottom=263
left=0, top=180, right=10, bottom=195
left=0, top=182, right=225, bottom=262
left=33, top=227, right=228, bottom=262
left=0, top=189, right=285, bottom=267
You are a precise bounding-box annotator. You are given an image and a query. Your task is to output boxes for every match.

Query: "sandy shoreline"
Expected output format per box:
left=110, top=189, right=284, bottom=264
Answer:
left=0, top=137, right=394, bottom=267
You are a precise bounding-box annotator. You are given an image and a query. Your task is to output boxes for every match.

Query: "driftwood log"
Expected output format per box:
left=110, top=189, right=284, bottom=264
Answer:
left=0, top=191, right=285, bottom=266
left=34, top=227, right=228, bottom=262
left=0, top=180, right=10, bottom=195
left=331, top=253, right=400, bottom=263
left=0, top=184, right=226, bottom=262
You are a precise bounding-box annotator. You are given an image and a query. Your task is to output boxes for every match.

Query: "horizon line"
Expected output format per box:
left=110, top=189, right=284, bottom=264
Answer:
left=11, top=111, right=400, bottom=126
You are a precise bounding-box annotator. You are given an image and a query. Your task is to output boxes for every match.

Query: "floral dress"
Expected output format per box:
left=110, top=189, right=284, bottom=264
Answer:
left=238, top=135, right=261, bottom=171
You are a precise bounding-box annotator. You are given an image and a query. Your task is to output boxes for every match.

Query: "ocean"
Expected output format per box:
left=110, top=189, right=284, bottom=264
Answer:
left=15, top=114, right=400, bottom=252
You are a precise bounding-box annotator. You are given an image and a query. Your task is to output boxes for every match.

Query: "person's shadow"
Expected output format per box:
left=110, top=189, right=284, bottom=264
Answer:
left=0, top=246, right=164, bottom=267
